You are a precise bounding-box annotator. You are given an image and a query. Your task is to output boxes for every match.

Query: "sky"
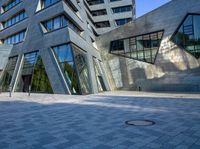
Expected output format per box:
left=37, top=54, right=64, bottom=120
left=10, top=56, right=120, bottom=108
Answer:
left=136, top=0, right=171, bottom=17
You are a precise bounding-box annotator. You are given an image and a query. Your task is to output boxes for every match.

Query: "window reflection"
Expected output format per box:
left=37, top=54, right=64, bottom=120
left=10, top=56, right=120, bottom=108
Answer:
left=0, top=56, right=18, bottom=92
left=52, top=43, right=90, bottom=94
left=53, top=44, right=80, bottom=94
left=110, top=30, right=164, bottom=63
left=73, top=45, right=90, bottom=94
left=42, top=15, right=81, bottom=35
left=31, top=56, right=53, bottom=93
left=42, top=0, right=60, bottom=8
left=93, top=57, right=107, bottom=92
left=172, top=14, right=200, bottom=58
left=15, top=52, right=38, bottom=92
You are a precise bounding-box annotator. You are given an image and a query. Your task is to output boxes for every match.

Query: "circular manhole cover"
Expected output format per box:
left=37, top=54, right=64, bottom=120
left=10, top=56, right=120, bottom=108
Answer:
left=125, top=120, right=155, bottom=126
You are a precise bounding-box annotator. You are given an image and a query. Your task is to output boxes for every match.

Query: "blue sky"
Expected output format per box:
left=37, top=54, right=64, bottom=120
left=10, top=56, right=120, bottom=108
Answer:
left=136, top=0, right=171, bottom=17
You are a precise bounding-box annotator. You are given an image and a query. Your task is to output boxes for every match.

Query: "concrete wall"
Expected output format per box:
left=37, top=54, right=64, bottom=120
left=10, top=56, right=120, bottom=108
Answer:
left=97, top=0, right=200, bottom=92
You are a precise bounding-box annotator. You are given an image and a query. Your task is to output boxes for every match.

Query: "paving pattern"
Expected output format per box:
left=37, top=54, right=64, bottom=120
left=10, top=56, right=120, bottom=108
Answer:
left=0, top=92, right=200, bottom=149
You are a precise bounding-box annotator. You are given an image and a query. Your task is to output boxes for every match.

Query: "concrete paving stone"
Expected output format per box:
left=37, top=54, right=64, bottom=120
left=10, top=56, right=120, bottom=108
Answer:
left=174, top=144, right=190, bottom=149
left=190, top=144, right=200, bottom=149
left=161, top=143, right=176, bottom=149
left=0, top=142, right=9, bottom=149
left=146, top=142, right=162, bottom=148
left=0, top=92, right=199, bottom=148
left=93, top=144, right=112, bottom=149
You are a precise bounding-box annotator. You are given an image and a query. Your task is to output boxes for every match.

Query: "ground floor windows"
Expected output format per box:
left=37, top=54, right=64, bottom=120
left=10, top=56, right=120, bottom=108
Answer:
left=93, top=57, right=107, bottom=92
left=15, top=52, right=39, bottom=92
left=73, top=45, right=90, bottom=94
left=15, top=51, right=53, bottom=93
left=0, top=56, right=18, bottom=92
left=52, top=43, right=90, bottom=95
left=0, top=48, right=106, bottom=94
left=110, top=30, right=164, bottom=64
left=53, top=44, right=80, bottom=94
left=172, top=14, right=200, bottom=59
left=31, top=56, right=53, bottom=93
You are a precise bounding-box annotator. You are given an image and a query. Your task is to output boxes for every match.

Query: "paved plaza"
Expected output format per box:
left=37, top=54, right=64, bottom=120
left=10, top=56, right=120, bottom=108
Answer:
left=0, top=91, right=200, bottom=149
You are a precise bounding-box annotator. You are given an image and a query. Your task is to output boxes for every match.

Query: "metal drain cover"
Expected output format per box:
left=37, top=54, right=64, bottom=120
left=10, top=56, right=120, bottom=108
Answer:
left=125, top=120, right=155, bottom=126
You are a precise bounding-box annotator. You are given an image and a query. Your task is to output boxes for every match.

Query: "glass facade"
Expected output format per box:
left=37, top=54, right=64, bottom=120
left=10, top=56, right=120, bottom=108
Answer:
left=15, top=51, right=53, bottom=93
left=0, top=56, right=18, bottom=92
left=112, top=5, right=132, bottom=13
left=73, top=45, right=90, bottom=94
left=52, top=43, right=90, bottom=94
left=42, top=0, right=60, bottom=8
left=4, top=30, right=26, bottom=44
left=91, top=9, right=107, bottom=16
left=115, top=18, right=132, bottom=26
left=15, top=52, right=38, bottom=92
left=172, top=14, right=200, bottom=58
left=3, top=0, right=21, bottom=12
left=3, top=11, right=27, bottom=28
left=42, top=15, right=81, bottom=35
left=110, top=31, right=164, bottom=63
left=93, top=57, right=106, bottom=92
left=31, top=56, right=53, bottom=93
left=87, top=0, right=104, bottom=5
left=95, top=21, right=110, bottom=28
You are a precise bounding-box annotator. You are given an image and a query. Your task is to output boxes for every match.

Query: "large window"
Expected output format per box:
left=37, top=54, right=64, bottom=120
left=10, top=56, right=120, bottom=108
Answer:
left=52, top=43, right=90, bottom=95
left=15, top=51, right=53, bottom=93
left=91, top=9, right=107, bottom=16
left=42, top=15, right=81, bottom=35
left=94, top=21, right=110, bottom=28
left=0, top=56, right=18, bottom=92
left=15, top=52, right=39, bottom=92
left=172, top=14, right=200, bottom=59
left=41, top=0, right=60, bottom=8
left=4, top=30, right=26, bottom=44
left=31, top=56, right=53, bottom=93
left=115, top=18, right=132, bottom=26
left=87, top=0, right=104, bottom=5
left=73, top=46, right=90, bottom=94
left=2, top=0, right=21, bottom=12
left=93, top=57, right=107, bottom=92
left=110, top=30, right=164, bottom=64
left=3, top=10, right=27, bottom=28
left=112, top=5, right=132, bottom=13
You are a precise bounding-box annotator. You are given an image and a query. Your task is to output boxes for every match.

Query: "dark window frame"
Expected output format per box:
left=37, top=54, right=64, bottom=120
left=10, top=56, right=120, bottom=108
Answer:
left=170, top=13, right=200, bottom=59
left=109, top=30, right=164, bottom=64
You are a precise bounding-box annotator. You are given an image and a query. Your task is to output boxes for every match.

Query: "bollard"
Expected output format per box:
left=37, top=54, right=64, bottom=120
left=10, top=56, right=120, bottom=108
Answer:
left=138, top=86, right=141, bottom=92
left=28, top=85, right=31, bottom=96
left=9, top=86, right=12, bottom=97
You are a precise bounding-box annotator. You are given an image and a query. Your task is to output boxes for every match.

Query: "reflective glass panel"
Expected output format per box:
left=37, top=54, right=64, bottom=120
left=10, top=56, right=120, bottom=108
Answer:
left=31, top=56, right=53, bottom=93
left=0, top=56, right=18, bottom=92
left=172, top=14, right=200, bottom=58
left=53, top=44, right=80, bottom=94
left=110, top=30, right=164, bottom=63
left=15, top=52, right=38, bottom=92
left=93, top=58, right=107, bottom=92
left=73, top=45, right=90, bottom=94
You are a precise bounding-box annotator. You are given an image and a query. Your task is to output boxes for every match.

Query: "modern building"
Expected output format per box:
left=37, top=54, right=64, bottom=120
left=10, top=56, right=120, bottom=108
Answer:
left=0, top=0, right=135, bottom=94
left=85, top=0, right=135, bottom=34
left=97, top=0, right=200, bottom=92
left=1, top=0, right=200, bottom=95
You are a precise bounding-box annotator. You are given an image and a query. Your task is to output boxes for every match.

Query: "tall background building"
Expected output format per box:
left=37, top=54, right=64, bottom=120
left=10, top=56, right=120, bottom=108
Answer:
left=0, top=0, right=135, bottom=94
